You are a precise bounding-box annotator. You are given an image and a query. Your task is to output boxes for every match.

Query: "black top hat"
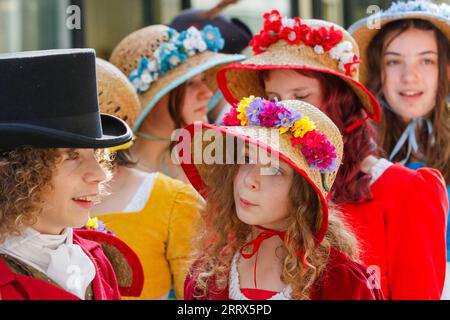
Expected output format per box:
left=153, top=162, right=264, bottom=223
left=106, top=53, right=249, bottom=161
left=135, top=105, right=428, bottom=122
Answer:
left=169, top=9, right=253, bottom=54
left=0, top=49, right=132, bottom=149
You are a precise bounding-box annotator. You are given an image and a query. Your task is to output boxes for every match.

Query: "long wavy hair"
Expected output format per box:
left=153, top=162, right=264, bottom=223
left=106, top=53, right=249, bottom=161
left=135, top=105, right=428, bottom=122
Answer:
left=189, top=163, right=359, bottom=300
left=366, top=19, right=450, bottom=182
left=261, top=69, right=380, bottom=204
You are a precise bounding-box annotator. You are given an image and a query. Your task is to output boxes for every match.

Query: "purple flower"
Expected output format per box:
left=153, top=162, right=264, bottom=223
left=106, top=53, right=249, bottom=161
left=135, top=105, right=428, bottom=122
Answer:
left=275, top=110, right=303, bottom=129
left=258, top=101, right=281, bottom=127
left=245, top=97, right=265, bottom=125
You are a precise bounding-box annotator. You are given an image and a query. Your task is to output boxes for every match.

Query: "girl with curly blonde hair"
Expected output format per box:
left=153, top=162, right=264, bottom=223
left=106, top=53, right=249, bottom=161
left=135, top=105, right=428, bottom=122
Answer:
left=179, top=97, right=384, bottom=300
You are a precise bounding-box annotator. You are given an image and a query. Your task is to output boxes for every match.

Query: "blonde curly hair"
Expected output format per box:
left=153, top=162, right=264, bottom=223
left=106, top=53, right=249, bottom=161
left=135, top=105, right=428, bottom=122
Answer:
left=0, top=146, right=112, bottom=243
left=189, top=164, right=359, bottom=300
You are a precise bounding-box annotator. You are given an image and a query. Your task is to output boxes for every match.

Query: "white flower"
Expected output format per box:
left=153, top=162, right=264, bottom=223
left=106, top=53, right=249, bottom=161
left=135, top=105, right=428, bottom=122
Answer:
left=340, top=52, right=355, bottom=64
left=282, top=17, right=295, bottom=28
left=131, top=78, right=141, bottom=90
left=147, top=60, right=158, bottom=72
left=183, top=39, right=196, bottom=51
left=138, top=81, right=150, bottom=92
left=140, top=70, right=152, bottom=84
left=197, top=40, right=207, bottom=52
left=329, top=41, right=354, bottom=60
left=314, top=45, right=325, bottom=54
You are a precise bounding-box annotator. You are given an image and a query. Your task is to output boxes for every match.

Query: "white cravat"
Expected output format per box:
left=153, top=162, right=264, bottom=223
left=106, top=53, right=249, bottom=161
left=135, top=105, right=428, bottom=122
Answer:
left=0, top=227, right=96, bottom=299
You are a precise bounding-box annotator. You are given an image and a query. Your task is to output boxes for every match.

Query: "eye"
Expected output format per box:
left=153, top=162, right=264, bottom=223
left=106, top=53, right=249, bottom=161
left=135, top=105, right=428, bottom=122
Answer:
left=386, top=60, right=400, bottom=66
left=422, top=58, right=435, bottom=65
left=294, top=94, right=310, bottom=100
left=268, top=95, right=280, bottom=103
left=65, top=150, right=80, bottom=161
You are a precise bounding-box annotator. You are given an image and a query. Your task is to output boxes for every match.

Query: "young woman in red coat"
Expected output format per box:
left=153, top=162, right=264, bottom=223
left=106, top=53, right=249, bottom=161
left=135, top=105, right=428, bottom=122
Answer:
left=178, top=97, right=384, bottom=300
left=0, top=49, right=133, bottom=300
left=217, top=11, right=448, bottom=299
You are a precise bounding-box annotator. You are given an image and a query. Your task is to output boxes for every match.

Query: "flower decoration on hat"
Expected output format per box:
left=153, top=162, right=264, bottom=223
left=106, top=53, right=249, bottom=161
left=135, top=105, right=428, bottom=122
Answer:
left=129, top=25, right=225, bottom=94
left=223, top=96, right=338, bottom=179
left=385, top=0, right=449, bottom=17
left=249, top=10, right=361, bottom=76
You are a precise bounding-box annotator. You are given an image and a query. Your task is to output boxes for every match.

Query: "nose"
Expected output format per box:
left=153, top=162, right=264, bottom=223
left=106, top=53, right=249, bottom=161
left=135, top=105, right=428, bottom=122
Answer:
left=243, top=164, right=260, bottom=191
left=198, top=80, right=213, bottom=101
left=401, top=61, right=419, bottom=84
left=84, top=151, right=108, bottom=185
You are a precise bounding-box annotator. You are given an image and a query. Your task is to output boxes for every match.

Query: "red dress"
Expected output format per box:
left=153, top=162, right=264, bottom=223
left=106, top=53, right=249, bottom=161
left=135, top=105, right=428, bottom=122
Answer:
left=184, top=248, right=385, bottom=300
left=340, top=164, right=448, bottom=299
left=0, top=233, right=121, bottom=300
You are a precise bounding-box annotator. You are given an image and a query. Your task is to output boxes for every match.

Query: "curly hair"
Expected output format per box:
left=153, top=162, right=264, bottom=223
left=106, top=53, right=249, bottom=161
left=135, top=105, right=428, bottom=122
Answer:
left=189, top=163, right=359, bottom=300
left=0, top=147, right=113, bottom=243
left=366, top=19, right=450, bottom=182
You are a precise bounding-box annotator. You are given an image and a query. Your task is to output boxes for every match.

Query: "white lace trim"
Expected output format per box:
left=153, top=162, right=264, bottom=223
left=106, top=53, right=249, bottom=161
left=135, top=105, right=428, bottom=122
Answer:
left=369, top=158, right=393, bottom=185
left=123, top=172, right=159, bottom=213
left=228, top=252, right=292, bottom=300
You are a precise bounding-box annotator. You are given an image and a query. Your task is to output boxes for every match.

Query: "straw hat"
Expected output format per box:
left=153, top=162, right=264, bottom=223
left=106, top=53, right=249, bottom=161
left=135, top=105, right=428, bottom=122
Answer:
left=348, top=0, right=450, bottom=85
left=96, top=58, right=140, bottom=130
left=109, top=24, right=246, bottom=132
left=176, top=97, right=343, bottom=243
left=217, top=11, right=381, bottom=130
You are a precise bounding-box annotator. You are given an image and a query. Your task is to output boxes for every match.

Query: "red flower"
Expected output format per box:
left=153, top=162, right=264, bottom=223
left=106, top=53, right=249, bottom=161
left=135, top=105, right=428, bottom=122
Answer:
left=222, top=107, right=241, bottom=126
left=299, top=24, right=313, bottom=46
left=250, top=30, right=278, bottom=54
left=263, top=10, right=282, bottom=33
left=279, top=26, right=301, bottom=45
left=308, top=26, right=343, bottom=51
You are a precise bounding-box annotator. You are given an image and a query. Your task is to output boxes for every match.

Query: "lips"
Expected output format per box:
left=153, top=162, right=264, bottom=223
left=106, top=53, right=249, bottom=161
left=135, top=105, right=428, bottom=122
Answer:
left=72, top=194, right=99, bottom=209
left=194, top=106, right=207, bottom=113
left=399, top=90, right=423, bottom=98
left=239, top=197, right=258, bottom=209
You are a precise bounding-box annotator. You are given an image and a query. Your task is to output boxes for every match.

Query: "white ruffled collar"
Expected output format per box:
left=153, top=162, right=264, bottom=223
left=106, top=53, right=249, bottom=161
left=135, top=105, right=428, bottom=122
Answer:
left=228, top=252, right=292, bottom=300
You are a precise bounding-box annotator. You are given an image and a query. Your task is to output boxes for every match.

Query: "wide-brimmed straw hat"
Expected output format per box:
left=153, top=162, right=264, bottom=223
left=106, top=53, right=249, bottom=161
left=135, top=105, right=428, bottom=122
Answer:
left=348, top=0, right=450, bottom=85
left=109, top=24, right=246, bottom=132
left=176, top=97, right=343, bottom=243
left=217, top=11, right=381, bottom=132
left=0, top=49, right=132, bottom=149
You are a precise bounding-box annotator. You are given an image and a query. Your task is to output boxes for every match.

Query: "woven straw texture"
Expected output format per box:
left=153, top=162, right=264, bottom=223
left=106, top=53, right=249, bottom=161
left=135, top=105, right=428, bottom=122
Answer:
left=109, top=24, right=244, bottom=125
left=96, top=58, right=141, bottom=129
left=219, top=19, right=379, bottom=119
left=190, top=100, right=343, bottom=201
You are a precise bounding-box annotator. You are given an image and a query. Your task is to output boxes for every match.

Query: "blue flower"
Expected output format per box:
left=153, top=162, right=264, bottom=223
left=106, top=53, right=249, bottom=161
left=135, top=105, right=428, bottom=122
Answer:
left=275, top=110, right=303, bottom=129
left=245, top=97, right=265, bottom=125
left=202, top=25, right=225, bottom=52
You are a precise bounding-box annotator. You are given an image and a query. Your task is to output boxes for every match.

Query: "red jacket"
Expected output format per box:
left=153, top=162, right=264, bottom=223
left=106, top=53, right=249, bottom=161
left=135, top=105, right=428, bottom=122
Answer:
left=184, top=248, right=384, bottom=300
left=341, top=164, right=448, bottom=299
left=0, top=233, right=121, bottom=300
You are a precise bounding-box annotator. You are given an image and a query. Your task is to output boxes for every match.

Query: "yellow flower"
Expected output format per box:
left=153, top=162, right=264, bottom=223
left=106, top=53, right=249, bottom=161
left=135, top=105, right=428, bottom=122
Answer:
left=236, top=95, right=254, bottom=126
left=85, top=217, right=99, bottom=230
left=279, top=126, right=292, bottom=134
left=293, top=116, right=315, bottom=138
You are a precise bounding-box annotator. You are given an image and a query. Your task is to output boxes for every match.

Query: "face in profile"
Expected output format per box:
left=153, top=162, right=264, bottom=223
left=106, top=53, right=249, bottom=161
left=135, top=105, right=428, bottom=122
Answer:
left=381, top=27, right=439, bottom=123
left=35, top=148, right=108, bottom=235
left=181, top=73, right=213, bottom=125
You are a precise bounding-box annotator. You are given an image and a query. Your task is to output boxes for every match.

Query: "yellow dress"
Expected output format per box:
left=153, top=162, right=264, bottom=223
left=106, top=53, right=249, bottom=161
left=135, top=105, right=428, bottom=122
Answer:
left=99, top=173, right=203, bottom=299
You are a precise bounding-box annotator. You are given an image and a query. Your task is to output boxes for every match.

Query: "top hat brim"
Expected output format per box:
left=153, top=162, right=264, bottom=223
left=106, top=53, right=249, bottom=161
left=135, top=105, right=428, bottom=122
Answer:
left=0, top=113, right=133, bottom=149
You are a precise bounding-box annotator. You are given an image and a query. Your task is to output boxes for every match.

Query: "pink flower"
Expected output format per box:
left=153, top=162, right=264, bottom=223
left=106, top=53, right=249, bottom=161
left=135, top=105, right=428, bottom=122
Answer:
left=258, top=100, right=281, bottom=127
left=222, top=107, right=241, bottom=126
left=291, top=130, right=337, bottom=172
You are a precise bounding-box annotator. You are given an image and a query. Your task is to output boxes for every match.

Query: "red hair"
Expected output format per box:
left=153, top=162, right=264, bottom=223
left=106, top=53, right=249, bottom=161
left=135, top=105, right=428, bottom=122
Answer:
left=293, top=70, right=380, bottom=204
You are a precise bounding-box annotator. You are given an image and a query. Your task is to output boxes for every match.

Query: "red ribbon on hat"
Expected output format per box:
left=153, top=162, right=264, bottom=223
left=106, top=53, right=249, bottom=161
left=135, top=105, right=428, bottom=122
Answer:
left=240, top=225, right=307, bottom=289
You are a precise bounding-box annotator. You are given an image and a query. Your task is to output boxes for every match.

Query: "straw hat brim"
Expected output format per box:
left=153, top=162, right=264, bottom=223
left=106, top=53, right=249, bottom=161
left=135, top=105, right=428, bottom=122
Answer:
left=133, top=51, right=245, bottom=132
left=217, top=45, right=381, bottom=122
left=96, top=58, right=141, bottom=129
left=177, top=101, right=343, bottom=243
left=348, top=12, right=450, bottom=85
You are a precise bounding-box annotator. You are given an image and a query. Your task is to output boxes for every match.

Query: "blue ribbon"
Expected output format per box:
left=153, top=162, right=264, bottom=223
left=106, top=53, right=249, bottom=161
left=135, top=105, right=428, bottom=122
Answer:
left=378, top=97, right=434, bottom=164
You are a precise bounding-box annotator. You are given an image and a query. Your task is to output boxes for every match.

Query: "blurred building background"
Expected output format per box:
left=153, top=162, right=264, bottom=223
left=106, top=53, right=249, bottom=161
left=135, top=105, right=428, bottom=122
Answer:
left=0, top=0, right=447, bottom=58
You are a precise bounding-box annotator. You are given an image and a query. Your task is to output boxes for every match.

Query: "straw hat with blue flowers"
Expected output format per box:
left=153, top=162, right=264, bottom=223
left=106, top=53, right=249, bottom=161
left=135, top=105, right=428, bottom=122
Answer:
left=109, top=24, right=246, bottom=133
